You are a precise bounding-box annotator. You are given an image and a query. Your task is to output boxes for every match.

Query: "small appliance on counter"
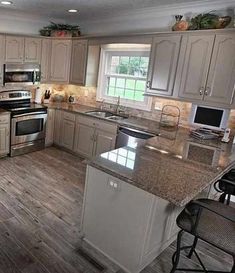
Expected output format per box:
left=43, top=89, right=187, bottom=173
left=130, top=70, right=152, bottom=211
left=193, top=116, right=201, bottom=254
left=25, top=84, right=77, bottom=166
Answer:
left=0, top=90, right=47, bottom=156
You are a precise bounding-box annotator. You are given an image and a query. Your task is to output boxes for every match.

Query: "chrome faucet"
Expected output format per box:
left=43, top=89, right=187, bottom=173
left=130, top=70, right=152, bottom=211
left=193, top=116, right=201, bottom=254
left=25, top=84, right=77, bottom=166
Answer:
left=115, top=96, right=120, bottom=114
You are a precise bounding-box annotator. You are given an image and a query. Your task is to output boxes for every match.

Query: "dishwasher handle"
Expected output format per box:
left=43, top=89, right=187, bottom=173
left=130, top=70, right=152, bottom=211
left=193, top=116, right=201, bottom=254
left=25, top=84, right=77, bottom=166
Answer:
left=119, top=127, right=155, bottom=140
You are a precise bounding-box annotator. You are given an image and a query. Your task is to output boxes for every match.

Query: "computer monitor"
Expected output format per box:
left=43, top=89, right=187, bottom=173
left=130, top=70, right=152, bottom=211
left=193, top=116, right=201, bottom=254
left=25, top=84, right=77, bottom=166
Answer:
left=189, top=104, right=230, bottom=131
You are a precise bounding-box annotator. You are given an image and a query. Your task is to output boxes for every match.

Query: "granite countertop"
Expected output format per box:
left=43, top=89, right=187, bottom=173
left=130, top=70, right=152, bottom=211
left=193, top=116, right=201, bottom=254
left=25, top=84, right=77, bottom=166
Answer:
left=47, top=102, right=164, bottom=134
left=88, top=127, right=235, bottom=206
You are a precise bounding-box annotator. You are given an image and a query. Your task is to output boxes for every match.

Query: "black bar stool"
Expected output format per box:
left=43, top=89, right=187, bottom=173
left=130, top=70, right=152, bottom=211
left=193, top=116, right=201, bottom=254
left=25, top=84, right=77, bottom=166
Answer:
left=170, top=198, right=235, bottom=273
left=214, top=169, right=235, bottom=205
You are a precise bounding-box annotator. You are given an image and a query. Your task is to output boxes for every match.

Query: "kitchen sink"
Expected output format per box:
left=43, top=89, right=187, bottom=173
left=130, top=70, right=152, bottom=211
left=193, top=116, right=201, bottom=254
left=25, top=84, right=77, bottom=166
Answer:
left=86, top=110, right=114, bottom=118
left=86, top=110, right=128, bottom=121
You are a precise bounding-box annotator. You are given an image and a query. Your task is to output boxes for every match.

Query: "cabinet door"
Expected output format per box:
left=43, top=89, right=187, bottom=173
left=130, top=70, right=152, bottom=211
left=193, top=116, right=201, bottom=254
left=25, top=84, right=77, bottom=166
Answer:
left=73, top=121, right=94, bottom=157
left=45, top=109, right=55, bottom=147
left=41, top=39, right=51, bottom=83
left=5, top=36, right=24, bottom=63
left=0, top=118, right=10, bottom=156
left=204, top=34, right=235, bottom=105
left=147, top=35, right=181, bottom=96
left=70, top=40, right=88, bottom=85
left=94, top=129, right=116, bottom=156
left=53, top=110, right=62, bottom=145
left=61, top=116, right=75, bottom=150
left=24, top=38, right=42, bottom=63
left=0, top=35, right=5, bottom=86
left=50, top=40, right=71, bottom=82
left=178, top=35, right=214, bottom=100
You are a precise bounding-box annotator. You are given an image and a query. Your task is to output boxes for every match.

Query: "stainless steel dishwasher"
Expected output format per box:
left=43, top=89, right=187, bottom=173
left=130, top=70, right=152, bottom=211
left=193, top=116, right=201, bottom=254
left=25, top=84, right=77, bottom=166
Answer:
left=116, top=126, right=156, bottom=149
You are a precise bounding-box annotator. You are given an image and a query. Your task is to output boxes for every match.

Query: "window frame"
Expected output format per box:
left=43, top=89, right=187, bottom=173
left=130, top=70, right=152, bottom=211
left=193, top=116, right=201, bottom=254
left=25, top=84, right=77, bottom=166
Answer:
left=97, top=44, right=152, bottom=111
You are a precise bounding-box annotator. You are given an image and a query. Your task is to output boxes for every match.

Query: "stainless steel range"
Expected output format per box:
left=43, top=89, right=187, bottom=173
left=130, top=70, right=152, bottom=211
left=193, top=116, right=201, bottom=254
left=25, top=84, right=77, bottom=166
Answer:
left=0, top=90, right=47, bottom=156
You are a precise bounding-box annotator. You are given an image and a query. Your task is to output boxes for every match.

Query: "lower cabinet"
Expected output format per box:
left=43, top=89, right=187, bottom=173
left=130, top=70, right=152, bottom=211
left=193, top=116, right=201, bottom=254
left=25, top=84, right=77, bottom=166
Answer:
left=93, top=129, right=117, bottom=156
left=81, top=166, right=181, bottom=273
left=0, top=113, right=10, bottom=157
left=73, top=123, right=94, bottom=157
left=50, top=109, right=117, bottom=157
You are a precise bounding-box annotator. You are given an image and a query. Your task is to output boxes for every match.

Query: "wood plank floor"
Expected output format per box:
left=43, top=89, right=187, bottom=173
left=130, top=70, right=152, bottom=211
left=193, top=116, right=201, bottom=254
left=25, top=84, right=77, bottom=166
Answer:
left=0, top=147, right=232, bottom=273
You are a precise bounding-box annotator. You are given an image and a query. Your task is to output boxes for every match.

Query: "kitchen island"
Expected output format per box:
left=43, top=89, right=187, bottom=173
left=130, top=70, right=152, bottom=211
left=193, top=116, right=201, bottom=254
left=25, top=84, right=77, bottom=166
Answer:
left=81, top=127, right=235, bottom=273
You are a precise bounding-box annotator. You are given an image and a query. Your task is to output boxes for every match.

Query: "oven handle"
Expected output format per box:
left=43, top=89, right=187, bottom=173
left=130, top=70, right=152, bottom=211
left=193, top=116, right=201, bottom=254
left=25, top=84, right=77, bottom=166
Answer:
left=12, top=111, right=47, bottom=118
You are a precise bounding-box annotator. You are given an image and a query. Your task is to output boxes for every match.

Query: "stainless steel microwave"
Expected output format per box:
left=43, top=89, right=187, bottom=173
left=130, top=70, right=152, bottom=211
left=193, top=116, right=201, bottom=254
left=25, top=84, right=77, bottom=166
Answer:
left=3, top=63, right=41, bottom=86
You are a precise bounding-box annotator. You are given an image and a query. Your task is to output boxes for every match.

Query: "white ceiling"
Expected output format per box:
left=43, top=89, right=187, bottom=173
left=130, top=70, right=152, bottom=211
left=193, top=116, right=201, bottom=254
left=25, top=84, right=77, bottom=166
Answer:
left=0, top=0, right=228, bottom=23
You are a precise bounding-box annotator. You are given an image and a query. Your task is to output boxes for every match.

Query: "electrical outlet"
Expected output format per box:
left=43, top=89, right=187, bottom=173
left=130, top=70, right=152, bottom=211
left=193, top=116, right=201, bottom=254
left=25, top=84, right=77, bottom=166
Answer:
left=154, top=101, right=163, bottom=110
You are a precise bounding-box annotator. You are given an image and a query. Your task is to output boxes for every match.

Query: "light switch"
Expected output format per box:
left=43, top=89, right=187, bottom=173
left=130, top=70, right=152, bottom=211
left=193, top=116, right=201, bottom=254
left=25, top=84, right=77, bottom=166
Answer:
left=109, top=180, right=119, bottom=189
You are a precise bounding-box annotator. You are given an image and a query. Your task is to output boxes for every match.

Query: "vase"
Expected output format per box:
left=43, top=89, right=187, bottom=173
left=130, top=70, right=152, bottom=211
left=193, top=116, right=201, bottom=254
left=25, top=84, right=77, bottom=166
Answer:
left=172, top=15, right=189, bottom=31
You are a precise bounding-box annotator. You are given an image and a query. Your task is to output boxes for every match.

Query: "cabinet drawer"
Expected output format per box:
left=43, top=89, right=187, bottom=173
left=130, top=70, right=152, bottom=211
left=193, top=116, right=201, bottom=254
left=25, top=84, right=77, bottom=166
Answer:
left=0, top=115, right=9, bottom=124
left=78, top=115, right=117, bottom=134
left=63, top=111, right=76, bottom=122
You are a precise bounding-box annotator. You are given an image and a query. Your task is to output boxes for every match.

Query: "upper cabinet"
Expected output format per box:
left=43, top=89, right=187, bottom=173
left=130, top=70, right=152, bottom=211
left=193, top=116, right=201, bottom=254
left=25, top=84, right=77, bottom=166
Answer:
left=5, top=36, right=41, bottom=63
left=49, top=39, right=72, bottom=83
left=178, top=33, right=235, bottom=106
left=178, top=35, right=215, bottom=100
left=24, top=38, right=41, bottom=63
left=5, top=36, right=24, bottom=63
left=146, top=35, right=181, bottom=96
left=204, top=34, right=235, bottom=105
left=70, top=39, right=88, bottom=85
left=41, top=39, right=51, bottom=83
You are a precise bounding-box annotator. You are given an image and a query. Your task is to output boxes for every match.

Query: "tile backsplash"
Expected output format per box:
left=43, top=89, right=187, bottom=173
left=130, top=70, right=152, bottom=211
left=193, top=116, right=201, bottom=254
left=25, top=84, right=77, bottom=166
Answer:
left=38, top=84, right=235, bottom=130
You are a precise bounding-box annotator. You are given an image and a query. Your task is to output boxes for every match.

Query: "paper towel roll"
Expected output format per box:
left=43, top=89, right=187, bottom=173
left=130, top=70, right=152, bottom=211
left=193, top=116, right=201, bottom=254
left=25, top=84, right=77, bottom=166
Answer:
left=35, top=87, right=43, bottom=104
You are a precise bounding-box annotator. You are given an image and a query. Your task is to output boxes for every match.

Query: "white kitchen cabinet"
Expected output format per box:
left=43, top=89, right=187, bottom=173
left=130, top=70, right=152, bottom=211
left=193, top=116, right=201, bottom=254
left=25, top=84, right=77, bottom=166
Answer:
left=146, top=35, right=181, bottom=96
left=178, top=34, right=215, bottom=100
left=53, top=109, right=62, bottom=145
left=94, top=129, right=116, bottom=156
left=24, top=38, right=42, bottom=63
left=5, top=36, right=24, bottom=63
left=41, top=39, right=51, bottom=83
left=73, top=114, right=117, bottom=158
left=45, top=108, right=55, bottom=147
left=50, top=39, right=72, bottom=83
left=81, top=166, right=180, bottom=273
left=204, top=34, right=235, bottom=105
left=60, top=111, right=76, bottom=150
left=73, top=122, right=95, bottom=157
left=70, top=39, right=88, bottom=85
left=0, top=113, right=10, bottom=157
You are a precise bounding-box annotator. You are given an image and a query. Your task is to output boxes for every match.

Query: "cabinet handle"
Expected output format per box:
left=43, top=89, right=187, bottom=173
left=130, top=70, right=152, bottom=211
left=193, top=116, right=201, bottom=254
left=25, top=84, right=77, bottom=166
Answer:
left=90, top=134, right=94, bottom=141
left=205, top=87, right=210, bottom=96
left=199, top=87, right=204, bottom=96
left=146, top=80, right=151, bottom=89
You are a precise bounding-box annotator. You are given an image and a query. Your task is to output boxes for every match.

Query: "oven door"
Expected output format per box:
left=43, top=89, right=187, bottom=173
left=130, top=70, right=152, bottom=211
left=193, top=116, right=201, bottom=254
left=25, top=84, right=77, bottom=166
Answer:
left=11, top=112, right=47, bottom=145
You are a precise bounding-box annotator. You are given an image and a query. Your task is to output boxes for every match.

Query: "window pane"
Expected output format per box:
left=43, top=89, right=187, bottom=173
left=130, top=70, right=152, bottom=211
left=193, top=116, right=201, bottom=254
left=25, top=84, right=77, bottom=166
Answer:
left=115, top=88, right=124, bottom=97
left=140, top=57, right=149, bottom=68
left=107, top=86, right=115, bottom=96
left=116, top=78, right=125, bottom=88
left=109, top=77, right=116, bottom=87
left=136, top=80, right=146, bottom=91
left=134, top=91, right=144, bottom=102
left=125, top=89, right=135, bottom=100
left=120, top=56, right=129, bottom=65
left=125, top=79, right=135, bottom=89
left=111, top=56, right=120, bottom=66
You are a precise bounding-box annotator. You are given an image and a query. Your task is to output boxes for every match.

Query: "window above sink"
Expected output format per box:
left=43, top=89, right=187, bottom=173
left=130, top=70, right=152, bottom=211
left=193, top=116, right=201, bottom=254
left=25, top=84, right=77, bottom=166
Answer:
left=97, top=44, right=152, bottom=111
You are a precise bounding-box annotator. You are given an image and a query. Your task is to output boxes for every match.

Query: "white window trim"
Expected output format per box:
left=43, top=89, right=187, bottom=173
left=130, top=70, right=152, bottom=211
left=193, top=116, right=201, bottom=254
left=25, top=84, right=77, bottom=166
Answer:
left=97, top=44, right=152, bottom=111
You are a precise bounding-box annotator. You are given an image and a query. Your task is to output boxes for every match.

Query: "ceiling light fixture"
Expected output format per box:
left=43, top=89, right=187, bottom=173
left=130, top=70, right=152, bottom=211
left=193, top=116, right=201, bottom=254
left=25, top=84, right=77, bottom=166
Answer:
left=1, top=1, right=13, bottom=5
left=68, top=9, right=78, bottom=13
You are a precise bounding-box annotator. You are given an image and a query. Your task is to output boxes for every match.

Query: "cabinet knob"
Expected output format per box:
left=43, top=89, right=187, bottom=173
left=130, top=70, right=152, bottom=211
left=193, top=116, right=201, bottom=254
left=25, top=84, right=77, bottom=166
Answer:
left=205, top=87, right=210, bottom=96
left=199, top=87, right=204, bottom=95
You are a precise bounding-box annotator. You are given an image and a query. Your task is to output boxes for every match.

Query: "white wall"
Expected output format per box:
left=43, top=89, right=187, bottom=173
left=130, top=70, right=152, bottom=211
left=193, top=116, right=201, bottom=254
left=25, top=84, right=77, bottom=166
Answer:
left=78, top=0, right=235, bottom=35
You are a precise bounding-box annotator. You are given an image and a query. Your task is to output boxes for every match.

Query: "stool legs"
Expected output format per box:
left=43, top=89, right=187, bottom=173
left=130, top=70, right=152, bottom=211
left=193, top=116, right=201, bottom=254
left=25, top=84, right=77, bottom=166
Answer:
left=170, top=230, right=184, bottom=273
left=187, top=237, right=198, bottom=259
